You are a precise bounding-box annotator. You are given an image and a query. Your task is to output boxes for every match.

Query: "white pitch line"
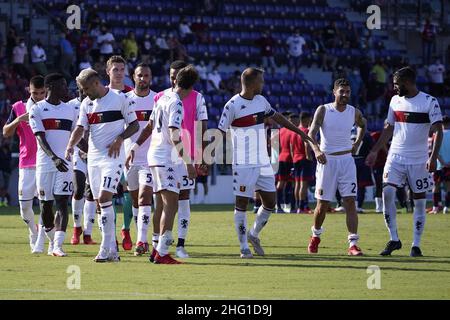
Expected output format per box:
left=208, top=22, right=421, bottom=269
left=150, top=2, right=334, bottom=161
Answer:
left=0, top=288, right=262, bottom=300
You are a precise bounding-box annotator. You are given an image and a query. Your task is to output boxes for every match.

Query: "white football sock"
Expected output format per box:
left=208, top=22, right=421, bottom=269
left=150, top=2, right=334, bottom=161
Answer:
left=45, top=226, right=55, bottom=242
left=311, top=226, right=323, bottom=237
left=20, top=200, right=37, bottom=237
left=250, top=206, right=272, bottom=237
left=156, top=230, right=173, bottom=256
left=375, top=197, right=383, bottom=212
left=383, top=185, right=399, bottom=241
left=99, top=202, right=115, bottom=251
left=177, top=199, right=190, bottom=240
left=152, top=233, right=159, bottom=248
left=54, top=231, right=65, bottom=249
left=83, top=200, right=96, bottom=236
left=72, top=198, right=84, bottom=228
left=348, top=233, right=359, bottom=247
left=137, top=206, right=151, bottom=243
left=234, top=209, right=249, bottom=250
left=412, top=199, right=426, bottom=247
left=132, top=206, right=139, bottom=230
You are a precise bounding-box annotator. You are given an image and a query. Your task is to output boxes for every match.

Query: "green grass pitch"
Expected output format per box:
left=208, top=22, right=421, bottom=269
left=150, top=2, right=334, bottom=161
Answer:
left=0, top=204, right=449, bottom=300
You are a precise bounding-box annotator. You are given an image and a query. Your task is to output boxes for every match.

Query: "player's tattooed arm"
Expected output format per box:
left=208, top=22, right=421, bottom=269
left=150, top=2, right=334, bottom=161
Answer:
left=365, top=121, right=394, bottom=167
left=352, top=109, right=367, bottom=154
left=307, top=105, right=327, bottom=164
left=76, top=138, right=88, bottom=153
left=427, top=121, right=444, bottom=172
left=35, top=132, right=69, bottom=172
left=109, top=119, right=139, bottom=158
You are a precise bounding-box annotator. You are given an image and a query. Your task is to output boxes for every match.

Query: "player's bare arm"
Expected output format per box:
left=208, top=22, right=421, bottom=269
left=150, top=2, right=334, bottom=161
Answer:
left=366, top=122, right=394, bottom=166
left=125, top=120, right=153, bottom=169
left=35, top=132, right=68, bottom=172
left=65, top=125, right=85, bottom=161
left=427, top=121, right=444, bottom=172
left=272, top=111, right=325, bottom=164
left=307, top=105, right=327, bottom=164
left=2, top=113, right=29, bottom=138
left=108, top=119, right=139, bottom=158
left=199, top=120, right=209, bottom=170
left=170, top=127, right=196, bottom=179
left=352, top=109, right=367, bottom=154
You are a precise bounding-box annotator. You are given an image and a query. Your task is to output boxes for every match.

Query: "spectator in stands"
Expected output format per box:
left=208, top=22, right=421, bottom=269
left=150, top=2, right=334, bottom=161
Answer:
left=59, top=32, right=75, bottom=82
left=140, top=34, right=153, bottom=64
left=155, top=33, right=170, bottom=62
left=0, top=139, right=11, bottom=207
left=286, top=29, right=306, bottom=75
left=223, top=70, right=241, bottom=96
left=343, top=22, right=359, bottom=49
left=422, top=18, right=436, bottom=65
left=371, top=58, right=387, bottom=87
left=365, top=72, right=385, bottom=116
left=77, top=31, right=93, bottom=64
left=322, top=21, right=340, bottom=48
left=89, top=24, right=101, bottom=62
left=6, top=27, right=17, bottom=64
left=307, top=30, right=327, bottom=70
left=347, top=65, right=363, bottom=107
left=196, top=60, right=208, bottom=90
left=31, top=39, right=47, bottom=76
left=122, top=31, right=138, bottom=60
left=97, top=25, right=115, bottom=61
left=12, top=38, right=30, bottom=80
left=127, top=52, right=138, bottom=73
left=167, top=33, right=189, bottom=62
left=443, top=70, right=450, bottom=96
left=191, top=16, right=210, bottom=44
left=179, top=18, right=194, bottom=44
left=427, top=58, right=445, bottom=97
left=255, top=31, right=276, bottom=75
left=78, top=52, right=92, bottom=71
left=206, top=66, right=224, bottom=93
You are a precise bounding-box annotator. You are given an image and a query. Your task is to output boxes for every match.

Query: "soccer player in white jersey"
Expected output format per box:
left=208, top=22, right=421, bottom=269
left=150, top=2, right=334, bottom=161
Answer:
left=29, top=73, right=79, bottom=257
left=65, top=68, right=139, bottom=262
left=3, top=76, right=47, bottom=253
left=307, top=78, right=367, bottom=256
left=123, top=63, right=156, bottom=256
left=67, top=86, right=97, bottom=245
left=106, top=55, right=134, bottom=250
left=152, top=60, right=208, bottom=259
left=218, top=68, right=324, bottom=258
left=128, top=65, right=199, bottom=264
left=366, top=67, right=443, bottom=257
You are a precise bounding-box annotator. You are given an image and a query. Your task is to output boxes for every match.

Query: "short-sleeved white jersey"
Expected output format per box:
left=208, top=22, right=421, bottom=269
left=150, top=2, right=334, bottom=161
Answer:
left=77, top=89, right=137, bottom=165
left=30, top=100, right=78, bottom=172
left=124, top=90, right=156, bottom=166
left=218, top=94, right=276, bottom=168
left=387, top=92, right=443, bottom=164
left=147, top=91, right=183, bottom=166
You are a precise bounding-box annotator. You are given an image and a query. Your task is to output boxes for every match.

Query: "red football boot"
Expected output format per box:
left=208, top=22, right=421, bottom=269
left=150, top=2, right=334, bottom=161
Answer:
left=308, top=236, right=321, bottom=254
left=153, top=252, right=183, bottom=264
left=149, top=248, right=157, bottom=263
left=348, top=245, right=363, bottom=256
left=121, top=229, right=133, bottom=251
left=70, top=227, right=82, bottom=245
left=83, top=234, right=97, bottom=245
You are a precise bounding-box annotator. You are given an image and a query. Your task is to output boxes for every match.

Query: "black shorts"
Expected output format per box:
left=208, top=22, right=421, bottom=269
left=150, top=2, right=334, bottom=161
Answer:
left=196, top=175, right=207, bottom=184
left=293, top=159, right=315, bottom=182
left=276, top=162, right=293, bottom=181
left=355, top=158, right=374, bottom=188
left=433, top=167, right=450, bottom=183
